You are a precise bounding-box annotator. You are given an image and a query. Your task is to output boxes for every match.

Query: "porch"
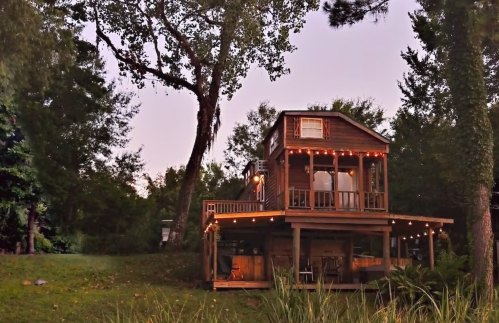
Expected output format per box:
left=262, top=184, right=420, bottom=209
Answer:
left=201, top=211, right=453, bottom=290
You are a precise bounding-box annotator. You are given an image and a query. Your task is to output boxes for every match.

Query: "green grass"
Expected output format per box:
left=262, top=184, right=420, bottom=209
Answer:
left=0, top=253, right=265, bottom=323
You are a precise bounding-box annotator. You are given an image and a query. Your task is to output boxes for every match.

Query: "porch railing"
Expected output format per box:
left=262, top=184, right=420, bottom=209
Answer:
left=203, top=200, right=264, bottom=214
left=315, top=190, right=335, bottom=209
left=364, top=192, right=385, bottom=211
left=289, top=188, right=310, bottom=208
left=338, top=191, right=359, bottom=211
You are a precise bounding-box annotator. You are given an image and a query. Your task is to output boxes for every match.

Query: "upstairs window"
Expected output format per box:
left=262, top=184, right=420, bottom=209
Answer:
left=301, top=118, right=323, bottom=138
left=270, top=131, right=279, bottom=154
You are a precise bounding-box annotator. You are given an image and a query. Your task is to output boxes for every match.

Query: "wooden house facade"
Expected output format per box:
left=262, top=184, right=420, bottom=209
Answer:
left=201, top=111, right=453, bottom=290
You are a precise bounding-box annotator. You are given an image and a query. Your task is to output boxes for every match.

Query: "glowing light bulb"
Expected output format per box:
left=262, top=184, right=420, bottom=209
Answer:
left=440, top=228, right=442, bottom=232
left=410, top=236, right=413, bottom=239
left=270, top=217, right=274, bottom=222
left=215, top=220, right=218, bottom=224
left=409, top=221, right=412, bottom=225
left=298, top=149, right=302, bottom=153
left=367, top=152, right=370, bottom=157
left=315, top=151, right=319, bottom=155
left=425, top=223, right=429, bottom=227
left=392, top=220, right=395, bottom=224
left=349, top=151, right=353, bottom=156
left=417, top=234, right=420, bottom=237
left=233, top=219, right=237, bottom=223
left=403, top=237, right=406, bottom=240
left=324, top=150, right=328, bottom=155
left=290, top=150, right=294, bottom=154
left=424, top=232, right=427, bottom=236
left=252, top=218, right=255, bottom=222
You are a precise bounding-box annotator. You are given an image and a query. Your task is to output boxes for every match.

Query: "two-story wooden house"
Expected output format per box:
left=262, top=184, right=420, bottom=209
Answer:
left=201, top=111, right=453, bottom=290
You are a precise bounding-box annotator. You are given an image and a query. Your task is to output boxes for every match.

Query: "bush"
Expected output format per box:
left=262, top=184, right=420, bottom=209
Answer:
left=34, top=230, right=53, bottom=253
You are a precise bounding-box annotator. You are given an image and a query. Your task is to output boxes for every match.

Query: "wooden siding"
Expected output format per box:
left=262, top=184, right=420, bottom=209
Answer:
left=286, top=116, right=387, bottom=152
left=266, top=158, right=278, bottom=210
left=237, top=182, right=257, bottom=202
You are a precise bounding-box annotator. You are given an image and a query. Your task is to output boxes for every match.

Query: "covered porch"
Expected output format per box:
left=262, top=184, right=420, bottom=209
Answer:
left=202, top=211, right=453, bottom=290
left=276, top=149, right=388, bottom=212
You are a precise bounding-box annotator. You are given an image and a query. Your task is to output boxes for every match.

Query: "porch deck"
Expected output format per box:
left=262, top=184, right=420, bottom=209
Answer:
left=212, top=280, right=375, bottom=291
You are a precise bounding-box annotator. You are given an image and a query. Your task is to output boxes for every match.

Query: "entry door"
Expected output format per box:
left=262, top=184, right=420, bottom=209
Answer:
left=338, top=170, right=358, bottom=209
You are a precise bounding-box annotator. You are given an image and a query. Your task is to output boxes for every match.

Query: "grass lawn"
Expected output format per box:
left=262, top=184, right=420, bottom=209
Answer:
left=0, top=253, right=266, bottom=323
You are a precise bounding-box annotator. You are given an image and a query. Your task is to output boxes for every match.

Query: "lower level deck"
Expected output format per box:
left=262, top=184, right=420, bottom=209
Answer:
left=212, top=280, right=375, bottom=291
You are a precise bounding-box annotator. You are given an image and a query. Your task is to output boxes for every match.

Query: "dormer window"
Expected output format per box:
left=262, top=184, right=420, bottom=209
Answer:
left=301, top=118, right=323, bottom=138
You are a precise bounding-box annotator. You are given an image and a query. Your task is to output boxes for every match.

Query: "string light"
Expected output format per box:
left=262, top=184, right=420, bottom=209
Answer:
left=367, top=152, right=370, bottom=157
left=307, top=150, right=311, bottom=155
left=290, top=150, right=294, bottom=154
left=392, top=220, right=395, bottom=224
left=270, top=217, right=274, bottom=222
left=341, top=152, right=345, bottom=156
left=417, top=234, right=420, bottom=237
left=298, top=149, right=302, bottom=153
left=333, top=151, right=336, bottom=156
left=432, top=231, right=435, bottom=234
left=324, top=150, right=328, bottom=155
left=349, top=151, right=353, bottom=156
left=403, top=237, right=406, bottom=240
left=409, top=221, right=412, bottom=226
left=233, top=219, right=237, bottom=223
left=425, top=223, right=429, bottom=227
left=315, top=151, right=319, bottom=155
left=215, top=220, right=218, bottom=224
left=252, top=218, right=255, bottom=222
left=375, top=153, right=379, bottom=157
left=440, top=228, right=443, bottom=232
left=410, top=236, right=413, bottom=239
left=424, top=232, right=427, bottom=236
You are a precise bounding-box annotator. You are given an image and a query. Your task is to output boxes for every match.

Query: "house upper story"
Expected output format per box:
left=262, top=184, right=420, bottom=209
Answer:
left=205, top=111, right=391, bottom=218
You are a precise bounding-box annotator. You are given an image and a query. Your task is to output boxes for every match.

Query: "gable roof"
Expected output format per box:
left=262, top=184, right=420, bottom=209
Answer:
left=262, top=110, right=390, bottom=144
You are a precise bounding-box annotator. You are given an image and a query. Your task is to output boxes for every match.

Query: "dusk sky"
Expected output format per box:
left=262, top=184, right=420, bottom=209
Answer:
left=85, top=1, right=420, bottom=178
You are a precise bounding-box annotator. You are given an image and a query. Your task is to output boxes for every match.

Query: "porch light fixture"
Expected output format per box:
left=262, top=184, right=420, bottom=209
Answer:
left=432, top=230, right=435, bottom=234
left=252, top=218, right=255, bottom=222
left=439, top=228, right=443, bottom=232
left=424, top=232, right=427, bottom=236
left=417, top=234, right=420, bottom=237
left=410, top=236, right=413, bottom=239
left=215, top=220, right=218, bottom=224
left=403, top=237, right=406, bottom=240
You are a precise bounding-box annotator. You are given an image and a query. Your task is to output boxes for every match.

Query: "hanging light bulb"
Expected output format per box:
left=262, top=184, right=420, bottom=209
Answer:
left=315, top=151, right=319, bottom=155
left=439, top=228, right=443, bottom=232
left=410, top=235, right=413, bottom=239
left=233, top=219, right=237, bottom=223
left=341, top=152, right=345, bottom=156
left=425, top=223, right=429, bottom=227
left=409, top=221, right=412, bottom=226
left=375, top=153, right=379, bottom=157
left=424, top=232, right=427, bottom=236
left=417, top=234, right=420, bottom=237
left=298, top=149, right=302, bottom=153
left=252, top=218, right=255, bottom=222
left=324, top=150, right=328, bottom=155
left=333, top=151, right=336, bottom=156
left=215, top=220, right=218, bottom=224
left=403, top=237, right=406, bottom=240
left=367, top=152, right=370, bottom=157
left=270, top=217, right=274, bottom=222
left=349, top=151, right=353, bottom=156
left=307, top=150, right=311, bottom=155
left=290, top=150, right=294, bottom=154
left=392, top=220, right=395, bottom=224
left=432, top=230, right=435, bottom=234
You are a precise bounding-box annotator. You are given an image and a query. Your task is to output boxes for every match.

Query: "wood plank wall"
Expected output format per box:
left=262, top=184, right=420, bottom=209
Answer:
left=285, top=116, right=386, bottom=152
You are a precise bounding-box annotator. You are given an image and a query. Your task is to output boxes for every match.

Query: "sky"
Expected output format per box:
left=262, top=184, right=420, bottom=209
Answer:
left=84, top=0, right=421, bottom=178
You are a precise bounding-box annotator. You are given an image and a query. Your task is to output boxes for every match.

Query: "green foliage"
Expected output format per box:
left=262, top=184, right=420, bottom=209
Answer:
left=224, top=102, right=279, bottom=176
left=34, top=229, right=53, bottom=253
left=434, top=251, right=469, bottom=291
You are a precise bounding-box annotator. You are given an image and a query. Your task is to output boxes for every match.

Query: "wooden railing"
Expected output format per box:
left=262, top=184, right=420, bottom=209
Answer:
left=338, top=191, right=359, bottom=211
left=289, top=188, right=310, bottom=208
left=203, top=200, right=264, bottom=214
left=364, top=192, right=385, bottom=211
left=314, top=190, right=335, bottom=209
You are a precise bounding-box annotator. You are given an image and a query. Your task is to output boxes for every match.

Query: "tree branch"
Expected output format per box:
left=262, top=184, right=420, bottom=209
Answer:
left=91, top=2, right=198, bottom=94
left=157, top=0, right=204, bottom=93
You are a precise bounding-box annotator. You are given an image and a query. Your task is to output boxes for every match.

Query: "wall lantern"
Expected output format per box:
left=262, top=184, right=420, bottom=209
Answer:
left=253, top=175, right=260, bottom=183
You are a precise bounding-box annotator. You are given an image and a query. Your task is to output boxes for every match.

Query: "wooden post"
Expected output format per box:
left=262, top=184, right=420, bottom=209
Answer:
left=265, top=231, right=273, bottom=280
left=496, top=241, right=499, bottom=283
left=334, top=155, right=339, bottom=210
left=375, top=162, right=380, bottom=192
left=310, top=152, right=314, bottom=210
left=346, top=237, right=354, bottom=283
left=358, top=153, right=364, bottom=211
left=285, top=150, right=289, bottom=210
left=293, top=226, right=301, bottom=283
left=397, top=236, right=401, bottom=266
left=405, top=240, right=409, bottom=258
left=383, top=230, right=391, bottom=277
left=213, top=231, right=218, bottom=281
left=383, top=154, right=389, bottom=212
left=428, top=228, right=434, bottom=270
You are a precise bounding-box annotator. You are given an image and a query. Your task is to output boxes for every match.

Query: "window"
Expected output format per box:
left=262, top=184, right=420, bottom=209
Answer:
left=301, top=118, right=323, bottom=138
left=270, top=131, right=279, bottom=154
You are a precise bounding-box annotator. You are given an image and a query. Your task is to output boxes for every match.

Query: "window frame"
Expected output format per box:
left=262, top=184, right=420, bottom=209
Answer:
left=300, top=117, right=323, bottom=139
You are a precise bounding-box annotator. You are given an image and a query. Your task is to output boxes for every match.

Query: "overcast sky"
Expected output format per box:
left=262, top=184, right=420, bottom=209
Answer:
left=84, top=0, right=420, bottom=178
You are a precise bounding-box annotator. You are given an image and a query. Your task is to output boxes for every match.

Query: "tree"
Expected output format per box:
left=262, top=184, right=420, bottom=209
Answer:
left=323, top=0, right=496, bottom=294
left=88, top=0, right=320, bottom=250
left=224, top=102, right=279, bottom=176
left=0, top=104, right=42, bottom=253
left=307, top=97, right=388, bottom=135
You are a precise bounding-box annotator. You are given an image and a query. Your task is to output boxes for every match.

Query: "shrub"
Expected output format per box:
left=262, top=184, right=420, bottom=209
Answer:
left=34, top=230, right=53, bottom=253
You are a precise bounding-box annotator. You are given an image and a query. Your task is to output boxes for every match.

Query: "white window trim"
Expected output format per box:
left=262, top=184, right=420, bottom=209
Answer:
left=270, top=131, right=279, bottom=154
left=300, top=118, right=323, bottom=139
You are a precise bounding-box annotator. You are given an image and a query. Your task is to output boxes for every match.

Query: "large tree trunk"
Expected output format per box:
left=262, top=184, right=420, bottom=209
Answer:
left=444, top=0, right=494, bottom=296
left=167, top=98, right=216, bottom=251
left=27, top=203, right=36, bottom=254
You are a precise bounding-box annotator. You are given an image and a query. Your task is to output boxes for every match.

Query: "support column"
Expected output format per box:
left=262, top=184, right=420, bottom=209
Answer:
left=496, top=241, right=499, bottom=283
left=375, top=162, right=380, bottom=192
left=397, top=236, right=401, bottom=266
left=358, top=153, right=364, bottom=211
left=405, top=240, right=409, bottom=258
left=346, top=236, right=354, bottom=282
left=334, top=155, right=339, bottom=210
left=383, top=230, right=391, bottom=277
left=383, top=154, right=389, bottom=212
left=212, top=231, right=218, bottom=281
left=293, top=226, right=301, bottom=283
left=310, top=152, right=314, bottom=210
left=429, top=228, right=434, bottom=270
left=284, top=150, right=289, bottom=210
